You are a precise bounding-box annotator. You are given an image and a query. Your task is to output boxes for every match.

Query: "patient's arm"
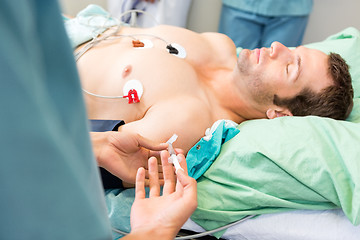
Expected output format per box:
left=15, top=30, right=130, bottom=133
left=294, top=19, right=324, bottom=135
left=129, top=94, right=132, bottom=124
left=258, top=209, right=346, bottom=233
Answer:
left=118, top=97, right=211, bottom=155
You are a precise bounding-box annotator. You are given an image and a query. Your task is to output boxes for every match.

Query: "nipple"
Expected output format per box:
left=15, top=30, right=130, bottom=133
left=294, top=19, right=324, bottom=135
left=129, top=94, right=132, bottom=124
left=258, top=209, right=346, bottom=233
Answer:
left=122, top=65, right=132, bottom=78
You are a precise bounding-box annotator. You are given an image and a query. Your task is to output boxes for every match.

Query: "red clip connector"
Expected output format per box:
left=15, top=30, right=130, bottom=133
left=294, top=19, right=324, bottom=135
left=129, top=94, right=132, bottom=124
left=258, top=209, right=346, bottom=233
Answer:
left=123, top=89, right=140, bottom=104
left=132, top=40, right=145, bottom=48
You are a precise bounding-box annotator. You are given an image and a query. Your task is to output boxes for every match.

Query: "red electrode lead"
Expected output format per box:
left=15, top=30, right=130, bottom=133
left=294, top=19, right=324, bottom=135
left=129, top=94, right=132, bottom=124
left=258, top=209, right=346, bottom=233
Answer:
left=123, top=89, right=140, bottom=104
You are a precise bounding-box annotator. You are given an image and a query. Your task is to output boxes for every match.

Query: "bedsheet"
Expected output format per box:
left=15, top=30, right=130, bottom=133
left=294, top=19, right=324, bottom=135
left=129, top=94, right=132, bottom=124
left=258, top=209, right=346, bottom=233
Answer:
left=107, top=188, right=360, bottom=239
left=183, top=209, right=360, bottom=240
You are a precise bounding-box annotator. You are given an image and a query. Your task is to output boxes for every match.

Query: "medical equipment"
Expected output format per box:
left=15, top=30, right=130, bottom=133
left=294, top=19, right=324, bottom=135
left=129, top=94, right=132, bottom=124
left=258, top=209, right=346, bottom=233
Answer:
left=167, top=43, right=187, bottom=58
left=73, top=8, right=187, bottom=61
left=82, top=79, right=143, bottom=103
left=166, top=134, right=183, bottom=173
left=75, top=31, right=186, bottom=61
left=74, top=8, right=186, bottom=102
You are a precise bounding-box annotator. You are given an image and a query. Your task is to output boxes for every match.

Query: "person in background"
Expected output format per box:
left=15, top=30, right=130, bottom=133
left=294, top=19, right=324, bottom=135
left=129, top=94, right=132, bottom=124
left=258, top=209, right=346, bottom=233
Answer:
left=107, top=0, right=192, bottom=28
left=219, top=0, right=314, bottom=49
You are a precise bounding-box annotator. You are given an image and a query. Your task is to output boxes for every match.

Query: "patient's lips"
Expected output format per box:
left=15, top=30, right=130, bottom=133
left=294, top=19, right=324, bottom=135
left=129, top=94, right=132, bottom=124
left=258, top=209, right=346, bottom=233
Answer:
left=254, top=48, right=260, bottom=63
left=122, top=65, right=132, bottom=78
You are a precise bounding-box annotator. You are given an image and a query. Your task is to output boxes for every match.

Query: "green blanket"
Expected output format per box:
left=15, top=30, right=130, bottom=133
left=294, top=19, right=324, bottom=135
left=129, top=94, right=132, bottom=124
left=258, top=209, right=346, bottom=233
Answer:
left=191, top=27, right=360, bottom=237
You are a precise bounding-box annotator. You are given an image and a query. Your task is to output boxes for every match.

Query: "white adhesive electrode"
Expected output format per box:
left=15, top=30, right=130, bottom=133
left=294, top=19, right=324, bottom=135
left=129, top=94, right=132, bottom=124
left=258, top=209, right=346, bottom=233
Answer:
left=135, top=39, right=154, bottom=49
left=166, top=134, right=184, bottom=174
left=167, top=43, right=187, bottom=58
left=123, top=79, right=143, bottom=99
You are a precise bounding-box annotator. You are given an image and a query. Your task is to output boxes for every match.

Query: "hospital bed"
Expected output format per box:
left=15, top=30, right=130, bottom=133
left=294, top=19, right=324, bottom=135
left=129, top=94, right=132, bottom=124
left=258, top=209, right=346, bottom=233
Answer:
left=181, top=209, right=359, bottom=239
left=106, top=26, right=360, bottom=239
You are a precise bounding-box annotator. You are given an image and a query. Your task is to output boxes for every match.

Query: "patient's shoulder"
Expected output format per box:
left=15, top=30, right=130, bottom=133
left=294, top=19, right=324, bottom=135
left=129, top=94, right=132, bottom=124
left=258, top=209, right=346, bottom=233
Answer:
left=199, top=32, right=237, bottom=66
left=201, top=32, right=233, bottom=42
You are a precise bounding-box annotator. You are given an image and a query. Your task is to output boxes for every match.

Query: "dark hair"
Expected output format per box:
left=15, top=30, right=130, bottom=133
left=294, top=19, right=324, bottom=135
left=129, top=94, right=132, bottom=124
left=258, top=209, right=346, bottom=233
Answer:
left=273, top=52, right=354, bottom=120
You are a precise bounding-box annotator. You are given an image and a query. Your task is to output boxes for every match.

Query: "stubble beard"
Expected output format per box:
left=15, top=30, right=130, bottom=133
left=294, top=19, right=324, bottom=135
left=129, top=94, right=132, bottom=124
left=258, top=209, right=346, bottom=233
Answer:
left=237, top=57, right=274, bottom=106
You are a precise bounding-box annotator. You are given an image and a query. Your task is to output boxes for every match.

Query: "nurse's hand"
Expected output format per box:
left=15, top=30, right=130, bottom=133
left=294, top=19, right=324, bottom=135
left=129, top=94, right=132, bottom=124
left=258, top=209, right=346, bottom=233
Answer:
left=91, top=131, right=168, bottom=184
left=127, top=151, right=197, bottom=239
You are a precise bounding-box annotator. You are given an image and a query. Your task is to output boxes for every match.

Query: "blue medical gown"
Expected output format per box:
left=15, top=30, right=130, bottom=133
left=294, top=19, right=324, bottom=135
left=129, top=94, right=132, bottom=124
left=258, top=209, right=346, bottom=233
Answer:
left=0, top=0, right=112, bottom=239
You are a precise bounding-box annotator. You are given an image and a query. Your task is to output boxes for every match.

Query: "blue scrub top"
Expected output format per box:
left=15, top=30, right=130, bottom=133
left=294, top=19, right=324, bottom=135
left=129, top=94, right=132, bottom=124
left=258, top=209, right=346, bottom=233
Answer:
left=222, top=0, right=313, bottom=16
left=0, top=0, right=112, bottom=239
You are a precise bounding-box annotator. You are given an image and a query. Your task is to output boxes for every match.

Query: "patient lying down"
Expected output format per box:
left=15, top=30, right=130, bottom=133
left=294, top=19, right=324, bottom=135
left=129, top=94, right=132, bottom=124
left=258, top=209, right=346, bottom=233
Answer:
left=75, top=23, right=353, bottom=185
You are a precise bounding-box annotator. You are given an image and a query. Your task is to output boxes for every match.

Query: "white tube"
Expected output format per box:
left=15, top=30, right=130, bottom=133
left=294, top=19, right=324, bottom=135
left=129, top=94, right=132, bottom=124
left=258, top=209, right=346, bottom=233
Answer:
left=169, top=154, right=183, bottom=174
left=166, top=134, right=183, bottom=173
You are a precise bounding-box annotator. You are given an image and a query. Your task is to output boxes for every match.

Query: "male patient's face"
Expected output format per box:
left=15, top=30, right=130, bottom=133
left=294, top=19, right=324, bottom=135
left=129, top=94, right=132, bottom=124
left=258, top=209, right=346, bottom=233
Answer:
left=236, top=42, right=333, bottom=106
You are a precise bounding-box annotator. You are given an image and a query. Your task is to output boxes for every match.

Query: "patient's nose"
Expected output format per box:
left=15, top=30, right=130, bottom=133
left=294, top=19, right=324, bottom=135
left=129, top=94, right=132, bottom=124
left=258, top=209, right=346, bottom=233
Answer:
left=269, top=42, right=290, bottom=59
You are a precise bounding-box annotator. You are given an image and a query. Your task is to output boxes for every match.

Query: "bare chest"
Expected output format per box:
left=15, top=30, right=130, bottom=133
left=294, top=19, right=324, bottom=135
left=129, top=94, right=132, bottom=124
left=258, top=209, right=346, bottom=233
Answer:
left=77, top=43, right=208, bottom=123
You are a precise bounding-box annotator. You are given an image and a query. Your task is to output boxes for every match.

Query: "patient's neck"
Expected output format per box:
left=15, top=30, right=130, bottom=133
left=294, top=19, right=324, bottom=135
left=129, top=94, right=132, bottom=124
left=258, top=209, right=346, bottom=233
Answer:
left=207, top=74, right=268, bottom=123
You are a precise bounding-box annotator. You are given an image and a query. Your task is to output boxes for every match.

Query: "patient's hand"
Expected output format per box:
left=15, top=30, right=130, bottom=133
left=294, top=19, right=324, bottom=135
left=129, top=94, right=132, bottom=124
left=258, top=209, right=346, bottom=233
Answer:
left=91, top=131, right=168, bottom=184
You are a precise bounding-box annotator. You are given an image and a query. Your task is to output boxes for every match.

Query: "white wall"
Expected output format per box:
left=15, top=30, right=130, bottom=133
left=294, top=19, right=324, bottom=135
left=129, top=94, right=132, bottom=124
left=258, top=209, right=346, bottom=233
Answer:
left=60, top=0, right=107, bottom=16
left=60, top=0, right=360, bottom=44
left=302, top=0, right=360, bottom=43
left=187, top=0, right=222, bottom=33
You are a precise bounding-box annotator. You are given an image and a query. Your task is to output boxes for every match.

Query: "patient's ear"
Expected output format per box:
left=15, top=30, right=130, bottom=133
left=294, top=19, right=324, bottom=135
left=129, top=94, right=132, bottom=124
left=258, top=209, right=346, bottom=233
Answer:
left=266, top=108, right=293, bottom=119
